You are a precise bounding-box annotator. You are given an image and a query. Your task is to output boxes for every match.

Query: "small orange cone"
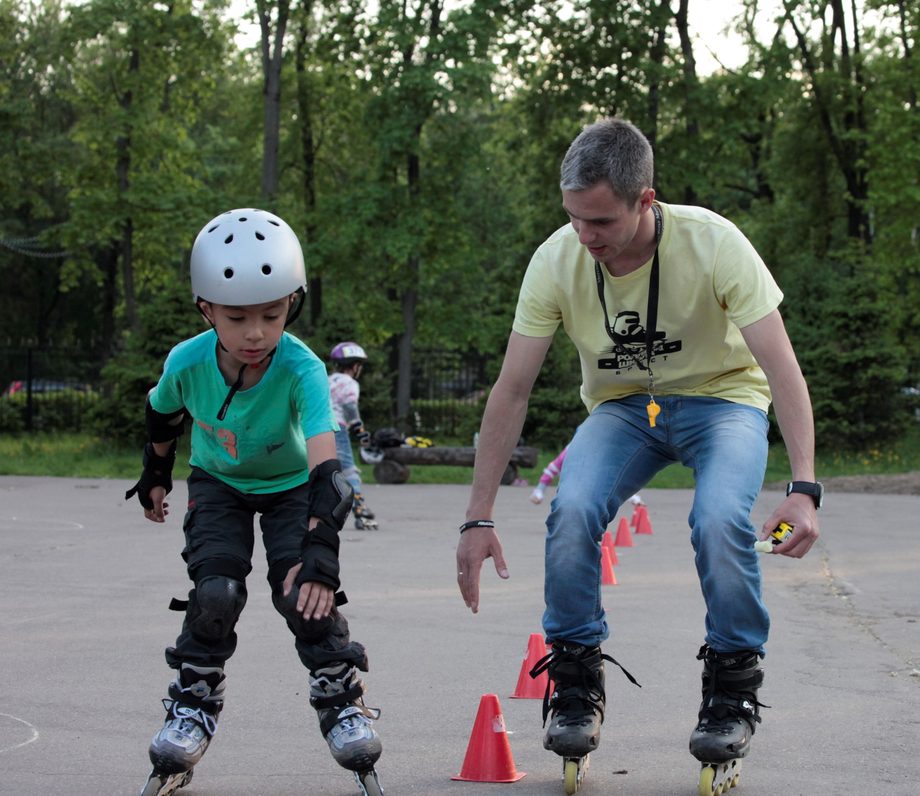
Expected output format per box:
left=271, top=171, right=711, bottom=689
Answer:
left=601, top=545, right=618, bottom=585
left=614, top=516, right=634, bottom=547
left=601, top=530, right=619, bottom=565
left=511, top=633, right=552, bottom=699
left=635, top=506, right=653, bottom=535
left=452, top=693, right=526, bottom=782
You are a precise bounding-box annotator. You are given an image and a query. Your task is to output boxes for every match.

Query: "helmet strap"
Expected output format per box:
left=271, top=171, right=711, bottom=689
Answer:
left=285, top=289, right=305, bottom=327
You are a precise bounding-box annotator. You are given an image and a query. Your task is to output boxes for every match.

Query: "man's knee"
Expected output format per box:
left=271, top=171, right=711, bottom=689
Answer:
left=186, top=575, right=247, bottom=643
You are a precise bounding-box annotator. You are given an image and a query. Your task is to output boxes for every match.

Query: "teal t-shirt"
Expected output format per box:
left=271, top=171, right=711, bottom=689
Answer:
left=149, top=330, right=338, bottom=493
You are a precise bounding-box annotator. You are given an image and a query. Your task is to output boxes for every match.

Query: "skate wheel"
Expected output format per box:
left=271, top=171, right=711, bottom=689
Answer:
left=698, top=765, right=716, bottom=796
left=140, top=770, right=192, bottom=796
left=698, top=760, right=740, bottom=796
left=354, top=768, right=384, bottom=796
left=563, top=756, right=587, bottom=794
left=563, top=759, right=579, bottom=794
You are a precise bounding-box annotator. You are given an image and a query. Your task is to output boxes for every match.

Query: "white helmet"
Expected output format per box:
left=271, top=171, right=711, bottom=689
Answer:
left=190, top=208, right=306, bottom=305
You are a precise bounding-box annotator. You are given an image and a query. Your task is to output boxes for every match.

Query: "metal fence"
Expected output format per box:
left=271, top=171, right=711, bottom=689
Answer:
left=0, top=345, right=491, bottom=437
left=0, top=346, right=103, bottom=432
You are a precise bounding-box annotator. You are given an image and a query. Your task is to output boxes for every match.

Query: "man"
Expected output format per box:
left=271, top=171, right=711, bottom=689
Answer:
left=455, top=119, right=821, bottom=791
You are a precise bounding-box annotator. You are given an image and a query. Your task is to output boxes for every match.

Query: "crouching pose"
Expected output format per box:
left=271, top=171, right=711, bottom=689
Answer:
left=126, top=209, right=383, bottom=796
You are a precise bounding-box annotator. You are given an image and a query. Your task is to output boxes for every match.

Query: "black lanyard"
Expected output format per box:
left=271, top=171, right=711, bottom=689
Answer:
left=593, top=204, right=663, bottom=378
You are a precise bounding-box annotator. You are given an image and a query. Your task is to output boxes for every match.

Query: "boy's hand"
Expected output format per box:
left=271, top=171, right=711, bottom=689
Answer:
left=283, top=562, right=335, bottom=620
left=144, top=486, right=169, bottom=523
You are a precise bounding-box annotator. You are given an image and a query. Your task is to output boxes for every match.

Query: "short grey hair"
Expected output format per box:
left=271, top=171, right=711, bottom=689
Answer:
left=560, top=118, right=654, bottom=206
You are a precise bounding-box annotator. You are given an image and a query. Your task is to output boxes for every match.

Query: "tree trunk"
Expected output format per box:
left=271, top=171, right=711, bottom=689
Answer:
left=674, top=0, right=700, bottom=205
left=395, top=125, right=422, bottom=424
left=115, top=45, right=139, bottom=333
left=258, top=0, right=291, bottom=207
left=294, top=1, right=321, bottom=329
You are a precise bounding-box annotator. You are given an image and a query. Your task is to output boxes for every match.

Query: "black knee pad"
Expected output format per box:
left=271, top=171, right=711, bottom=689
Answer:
left=187, top=575, right=247, bottom=644
left=272, top=586, right=334, bottom=644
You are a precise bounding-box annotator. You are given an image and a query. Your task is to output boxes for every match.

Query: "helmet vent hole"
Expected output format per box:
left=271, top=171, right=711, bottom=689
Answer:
left=224, top=234, right=234, bottom=244
left=223, top=268, right=234, bottom=279
left=267, top=219, right=280, bottom=227
left=239, top=216, right=247, bottom=222
left=261, top=264, right=272, bottom=275
left=255, top=231, right=265, bottom=241
left=208, top=224, right=219, bottom=233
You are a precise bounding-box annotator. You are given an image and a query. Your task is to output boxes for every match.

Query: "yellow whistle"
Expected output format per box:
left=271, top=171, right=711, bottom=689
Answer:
left=647, top=398, right=660, bottom=428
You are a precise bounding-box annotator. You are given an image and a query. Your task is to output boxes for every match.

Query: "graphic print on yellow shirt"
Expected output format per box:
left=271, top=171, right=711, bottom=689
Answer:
left=512, top=202, right=783, bottom=414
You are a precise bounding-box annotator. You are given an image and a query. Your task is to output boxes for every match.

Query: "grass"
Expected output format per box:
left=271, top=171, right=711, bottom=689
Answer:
left=2, top=428, right=920, bottom=486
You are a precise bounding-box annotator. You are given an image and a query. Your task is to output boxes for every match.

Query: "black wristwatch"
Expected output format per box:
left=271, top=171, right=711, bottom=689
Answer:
left=786, top=481, right=824, bottom=509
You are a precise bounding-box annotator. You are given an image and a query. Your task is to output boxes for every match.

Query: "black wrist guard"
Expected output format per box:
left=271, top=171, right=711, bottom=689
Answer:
left=125, top=441, right=176, bottom=510
left=295, top=521, right=341, bottom=591
left=348, top=420, right=370, bottom=446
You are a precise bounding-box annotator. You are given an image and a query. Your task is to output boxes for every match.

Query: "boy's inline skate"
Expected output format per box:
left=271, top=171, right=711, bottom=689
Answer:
left=530, top=642, right=638, bottom=794
left=141, top=664, right=225, bottom=796
left=310, top=661, right=383, bottom=795
left=352, top=492, right=378, bottom=530
left=689, top=645, right=765, bottom=796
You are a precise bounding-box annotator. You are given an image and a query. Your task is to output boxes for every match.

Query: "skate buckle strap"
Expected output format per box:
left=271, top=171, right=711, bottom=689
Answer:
left=698, top=646, right=768, bottom=729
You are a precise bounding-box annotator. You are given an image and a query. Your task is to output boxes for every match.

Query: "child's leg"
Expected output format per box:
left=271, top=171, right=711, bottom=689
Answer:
left=334, top=428, right=377, bottom=528
left=261, top=482, right=382, bottom=773
left=149, top=469, right=256, bottom=776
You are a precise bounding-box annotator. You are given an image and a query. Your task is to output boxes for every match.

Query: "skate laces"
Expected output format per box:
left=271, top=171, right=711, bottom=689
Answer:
left=697, top=646, right=767, bottom=731
left=530, top=645, right=640, bottom=726
left=162, top=700, right=220, bottom=738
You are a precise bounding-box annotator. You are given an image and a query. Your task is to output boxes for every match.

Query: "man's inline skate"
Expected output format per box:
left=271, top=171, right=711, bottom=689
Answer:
left=689, top=645, right=765, bottom=796
left=310, top=661, right=383, bottom=795
left=530, top=642, right=638, bottom=794
left=352, top=492, right=378, bottom=530
left=140, top=664, right=225, bottom=796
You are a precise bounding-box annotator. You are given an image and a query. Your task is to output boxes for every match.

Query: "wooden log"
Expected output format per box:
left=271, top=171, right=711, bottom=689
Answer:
left=372, top=459, right=411, bottom=484
left=379, top=445, right=538, bottom=468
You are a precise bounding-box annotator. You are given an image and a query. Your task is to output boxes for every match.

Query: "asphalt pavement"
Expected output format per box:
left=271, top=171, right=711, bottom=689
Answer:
left=1, top=475, right=918, bottom=795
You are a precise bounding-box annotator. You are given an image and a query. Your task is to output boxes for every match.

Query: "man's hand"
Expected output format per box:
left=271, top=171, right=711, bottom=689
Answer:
left=760, top=494, right=819, bottom=558
left=456, top=526, right=509, bottom=613
left=282, top=562, right=335, bottom=621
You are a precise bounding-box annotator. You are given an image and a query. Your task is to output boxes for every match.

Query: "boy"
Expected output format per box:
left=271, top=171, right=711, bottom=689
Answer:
left=328, top=341, right=378, bottom=529
left=125, top=209, right=383, bottom=796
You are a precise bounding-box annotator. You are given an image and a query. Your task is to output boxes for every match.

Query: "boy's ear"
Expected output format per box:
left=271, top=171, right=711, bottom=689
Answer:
left=197, top=299, right=215, bottom=325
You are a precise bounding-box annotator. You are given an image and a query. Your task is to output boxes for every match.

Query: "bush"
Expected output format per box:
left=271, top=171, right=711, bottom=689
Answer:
left=0, top=389, right=99, bottom=433
left=87, top=285, right=202, bottom=446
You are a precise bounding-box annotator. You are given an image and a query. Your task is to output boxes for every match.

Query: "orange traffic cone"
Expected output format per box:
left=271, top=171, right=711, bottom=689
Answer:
left=601, top=545, right=618, bottom=585
left=614, top=516, right=634, bottom=547
left=452, top=693, right=526, bottom=782
left=511, top=633, right=551, bottom=699
left=601, top=529, right=618, bottom=565
left=635, top=506, right=653, bottom=535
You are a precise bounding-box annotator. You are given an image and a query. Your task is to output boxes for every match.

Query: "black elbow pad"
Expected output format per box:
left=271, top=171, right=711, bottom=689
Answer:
left=146, top=398, right=187, bottom=443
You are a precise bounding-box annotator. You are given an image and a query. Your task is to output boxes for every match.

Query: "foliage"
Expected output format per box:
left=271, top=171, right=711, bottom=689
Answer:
left=86, top=283, right=204, bottom=446
left=0, top=0, right=917, bottom=454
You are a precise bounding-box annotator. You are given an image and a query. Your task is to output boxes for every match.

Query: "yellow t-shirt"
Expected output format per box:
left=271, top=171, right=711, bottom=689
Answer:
left=512, top=202, right=783, bottom=413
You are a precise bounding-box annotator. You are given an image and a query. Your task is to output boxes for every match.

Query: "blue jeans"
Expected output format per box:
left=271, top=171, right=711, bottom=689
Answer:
left=544, top=394, right=770, bottom=654
left=334, top=428, right=362, bottom=493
